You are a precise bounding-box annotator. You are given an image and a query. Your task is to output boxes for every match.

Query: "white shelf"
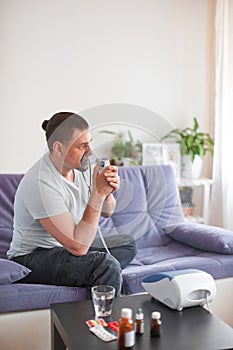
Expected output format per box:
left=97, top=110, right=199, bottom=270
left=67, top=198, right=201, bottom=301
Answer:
left=185, top=215, right=205, bottom=224
left=178, top=177, right=213, bottom=224
left=178, top=177, right=213, bottom=187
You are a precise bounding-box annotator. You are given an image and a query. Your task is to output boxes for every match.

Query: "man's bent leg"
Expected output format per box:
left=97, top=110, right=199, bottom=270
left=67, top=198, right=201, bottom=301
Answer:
left=13, top=247, right=122, bottom=295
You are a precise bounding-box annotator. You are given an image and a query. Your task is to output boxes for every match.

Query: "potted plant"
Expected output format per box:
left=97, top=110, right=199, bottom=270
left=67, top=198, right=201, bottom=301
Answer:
left=99, top=130, right=142, bottom=166
left=162, top=118, right=214, bottom=178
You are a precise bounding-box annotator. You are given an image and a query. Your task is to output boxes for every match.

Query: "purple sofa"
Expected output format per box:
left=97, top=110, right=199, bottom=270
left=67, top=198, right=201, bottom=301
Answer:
left=1, top=165, right=233, bottom=313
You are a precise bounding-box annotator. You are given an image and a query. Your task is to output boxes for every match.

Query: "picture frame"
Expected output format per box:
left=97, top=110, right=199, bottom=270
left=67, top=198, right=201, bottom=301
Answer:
left=142, top=142, right=181, bottom=178
left=142, top=143, right=164, bottom=166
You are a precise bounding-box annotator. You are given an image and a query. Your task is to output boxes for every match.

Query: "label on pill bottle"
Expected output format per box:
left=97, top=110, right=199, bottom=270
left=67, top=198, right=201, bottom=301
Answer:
left=124, top=330, right=135, bottom=347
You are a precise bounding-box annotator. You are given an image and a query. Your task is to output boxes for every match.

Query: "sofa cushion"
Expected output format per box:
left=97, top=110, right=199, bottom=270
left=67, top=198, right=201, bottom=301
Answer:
left=0, top=259, right=31, bottom=284
left=166, top=221, right=233, bottom=254
left=99, top=165, right=183, bottom=248
left=0, top=283, right=87, bottom=312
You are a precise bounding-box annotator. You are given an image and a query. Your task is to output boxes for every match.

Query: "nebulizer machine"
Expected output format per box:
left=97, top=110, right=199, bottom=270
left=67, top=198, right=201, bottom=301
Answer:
left=142, top=269, right=216, bottom=311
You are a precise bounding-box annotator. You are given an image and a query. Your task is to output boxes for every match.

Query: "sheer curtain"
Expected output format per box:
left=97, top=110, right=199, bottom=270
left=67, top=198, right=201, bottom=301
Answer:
left=209, top=0, right=233, bottom=229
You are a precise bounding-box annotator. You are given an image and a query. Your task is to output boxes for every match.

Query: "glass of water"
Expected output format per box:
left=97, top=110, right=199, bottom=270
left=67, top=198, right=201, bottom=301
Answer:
left=91, top=285, right=115, bottom=317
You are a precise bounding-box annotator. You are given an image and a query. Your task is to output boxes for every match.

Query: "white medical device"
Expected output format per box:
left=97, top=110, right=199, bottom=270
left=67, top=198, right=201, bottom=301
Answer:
left=142, top=269, right=216, bottom=311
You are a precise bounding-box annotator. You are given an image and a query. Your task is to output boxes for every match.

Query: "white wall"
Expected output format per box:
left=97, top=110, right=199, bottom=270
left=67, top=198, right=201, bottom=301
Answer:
left=0, top=0, right=209, bottom=172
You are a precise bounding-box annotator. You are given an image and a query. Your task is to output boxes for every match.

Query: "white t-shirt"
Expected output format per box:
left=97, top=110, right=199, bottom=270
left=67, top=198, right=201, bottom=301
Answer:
left=7, top=152, right=92, bottom=259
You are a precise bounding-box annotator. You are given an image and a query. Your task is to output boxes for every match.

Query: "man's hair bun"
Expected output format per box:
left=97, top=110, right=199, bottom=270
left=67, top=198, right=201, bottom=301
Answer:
left=42, top=120, right=49, bottom=131
left=42, top=112, right=89, bottom=152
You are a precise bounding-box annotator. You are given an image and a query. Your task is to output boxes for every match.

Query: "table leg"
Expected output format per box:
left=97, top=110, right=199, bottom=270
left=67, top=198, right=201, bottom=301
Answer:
left=51, top=322, right=66, bottom=350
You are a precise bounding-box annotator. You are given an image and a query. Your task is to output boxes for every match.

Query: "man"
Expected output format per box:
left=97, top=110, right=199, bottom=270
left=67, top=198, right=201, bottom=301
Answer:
left=7, top=112, right=136, bottom=295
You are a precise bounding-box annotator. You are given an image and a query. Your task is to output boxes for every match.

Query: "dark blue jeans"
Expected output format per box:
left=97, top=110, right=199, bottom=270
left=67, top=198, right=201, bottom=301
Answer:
left=13, top=234, right=136, bottom=296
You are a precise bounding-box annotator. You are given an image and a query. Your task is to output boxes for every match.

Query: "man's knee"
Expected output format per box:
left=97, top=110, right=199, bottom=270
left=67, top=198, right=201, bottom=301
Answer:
left=107, top=255, right=122, bottom=296
left=105, top=253, right=122, bottom=273
left=90, top=252, right=122, bottom=296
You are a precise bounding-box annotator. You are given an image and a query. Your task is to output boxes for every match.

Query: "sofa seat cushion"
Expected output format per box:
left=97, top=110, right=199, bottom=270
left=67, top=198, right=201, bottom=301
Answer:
left=0, top=259, right=31, bottom=284
left=130, top=244, right=197, bottom=266
left=0, top=283, right=87, bottom=313
left=122, top=240, right=233, bottom=294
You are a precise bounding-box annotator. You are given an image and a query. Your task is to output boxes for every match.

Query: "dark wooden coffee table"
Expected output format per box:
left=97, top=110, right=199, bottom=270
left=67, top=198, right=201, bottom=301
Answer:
left=51, top=293, right=233, bottom=350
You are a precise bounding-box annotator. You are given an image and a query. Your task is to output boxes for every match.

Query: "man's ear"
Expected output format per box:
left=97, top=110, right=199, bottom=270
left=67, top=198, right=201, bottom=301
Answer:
left=53, top=141, right=63, bottom=155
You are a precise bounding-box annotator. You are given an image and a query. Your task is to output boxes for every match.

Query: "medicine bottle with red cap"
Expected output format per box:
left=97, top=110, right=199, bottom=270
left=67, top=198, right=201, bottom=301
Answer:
left=118, top=308, right=135, bottom=349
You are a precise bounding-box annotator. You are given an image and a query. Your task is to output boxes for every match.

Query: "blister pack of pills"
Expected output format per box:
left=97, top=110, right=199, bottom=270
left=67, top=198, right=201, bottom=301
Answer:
left=86, top=319, right=107, bottom=328
left=89, top=324, right=118, bottom=342
left=107, top=321, right=119, bottom=333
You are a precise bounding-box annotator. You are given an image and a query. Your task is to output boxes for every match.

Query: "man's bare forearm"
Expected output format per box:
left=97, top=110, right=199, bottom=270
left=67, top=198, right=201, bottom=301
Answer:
left=101, top=193, right=116, bottom=217
left=73, top=190, right=105, bottom=247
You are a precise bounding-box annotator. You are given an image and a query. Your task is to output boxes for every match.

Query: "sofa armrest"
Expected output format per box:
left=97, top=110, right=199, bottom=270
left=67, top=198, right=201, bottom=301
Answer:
left=166, top=221, right=233, bottom=254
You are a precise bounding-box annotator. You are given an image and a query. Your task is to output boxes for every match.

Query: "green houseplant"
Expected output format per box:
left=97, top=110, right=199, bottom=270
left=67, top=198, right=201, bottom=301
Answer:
left=162, top=118, right=214, bottom=161
left=162, top=118, right=214, bottom=178
left=99, top=130, right=142, bottom=166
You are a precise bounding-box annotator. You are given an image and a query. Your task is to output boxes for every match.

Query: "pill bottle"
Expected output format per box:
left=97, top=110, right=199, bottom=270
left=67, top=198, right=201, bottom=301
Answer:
left=135, top=308, right=144, bottom=335
left=150, top=311, right=161, bottom=337
left=118, top=308, right=135, bottom=349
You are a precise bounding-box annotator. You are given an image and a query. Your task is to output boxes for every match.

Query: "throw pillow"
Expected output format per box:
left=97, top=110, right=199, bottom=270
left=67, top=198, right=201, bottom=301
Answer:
left=0, top=258, right=31, bottom=284
left=166, top=222, right=233, bottom=254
